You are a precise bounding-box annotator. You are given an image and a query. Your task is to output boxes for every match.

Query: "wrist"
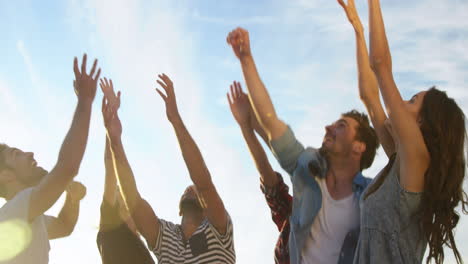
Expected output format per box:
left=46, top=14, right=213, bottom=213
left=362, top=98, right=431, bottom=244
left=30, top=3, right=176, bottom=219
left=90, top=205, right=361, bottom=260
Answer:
left=169, top=115, right=183, bottom=127
left=77, top=97, right=94, bottom=107
left=109, top=136, right=123, bottom=147
left=239, top=122, right=253, bottom=131
left=240, top=54, right=254, bottom=65
left=66, top=192, right=81, bottom=204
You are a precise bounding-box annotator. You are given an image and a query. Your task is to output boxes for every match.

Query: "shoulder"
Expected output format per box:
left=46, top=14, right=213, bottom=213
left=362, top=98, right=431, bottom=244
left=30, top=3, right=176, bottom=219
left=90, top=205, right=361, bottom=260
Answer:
left=0, top=188, right=35, bottom=219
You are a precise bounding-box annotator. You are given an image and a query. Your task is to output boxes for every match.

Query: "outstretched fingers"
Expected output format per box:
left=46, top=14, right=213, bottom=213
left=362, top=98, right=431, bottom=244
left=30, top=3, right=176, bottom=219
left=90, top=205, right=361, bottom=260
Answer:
left=155, top=88, right=167, bottom=102
left=73, top=57, right=80, bottom=78
left=81, top=54, right=87, bottom=75
left=89, top=59, right=98, bottom=77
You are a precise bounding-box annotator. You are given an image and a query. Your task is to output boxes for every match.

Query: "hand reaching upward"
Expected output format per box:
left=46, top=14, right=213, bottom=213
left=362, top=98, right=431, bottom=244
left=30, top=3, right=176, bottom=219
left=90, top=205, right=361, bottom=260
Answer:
left=227, top=81, right=252, bottom=128
left=102, top=94, right=122, bottom=142
left=73, top=54, right=101, bottom=102
left=100, top=77, right=121, bottom=112
left=338, top=0, right=364, bottom=34
left=227, top=27, right=252, bottom=60
left=155, top=73, right=181, bottom=123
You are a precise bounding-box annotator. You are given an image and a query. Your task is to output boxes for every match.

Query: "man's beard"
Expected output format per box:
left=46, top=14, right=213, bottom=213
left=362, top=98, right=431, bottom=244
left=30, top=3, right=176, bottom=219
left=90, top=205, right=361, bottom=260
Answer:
left=319, top=145, right=329, bottom=159
left=180, top=198, right=203, bottom=216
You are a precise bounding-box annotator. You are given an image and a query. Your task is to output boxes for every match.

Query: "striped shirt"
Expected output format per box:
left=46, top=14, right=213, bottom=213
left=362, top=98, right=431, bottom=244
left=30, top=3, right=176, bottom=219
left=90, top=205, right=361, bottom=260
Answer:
left=152, top=215, right=235, bottom=264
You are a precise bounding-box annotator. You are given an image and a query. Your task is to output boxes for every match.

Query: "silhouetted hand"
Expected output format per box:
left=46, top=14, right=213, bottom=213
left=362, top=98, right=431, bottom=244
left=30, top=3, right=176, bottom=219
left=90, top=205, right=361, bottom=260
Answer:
left=102, top=93, right=122, bottom=142
left=227, top=27, right=252, bottom=60
left=155, top=73, right=181, bottom=124
left=100, top=77, right=121, bottom=112
left=73, top=54, right=101, bottom=102
left=227, top=81, right=252, bottom=128
left=338, top=0, right=364, bottom=34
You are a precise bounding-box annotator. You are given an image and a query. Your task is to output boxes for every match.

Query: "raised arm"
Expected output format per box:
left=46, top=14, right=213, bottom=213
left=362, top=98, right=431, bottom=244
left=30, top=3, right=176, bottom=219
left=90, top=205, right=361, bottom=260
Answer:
left=103, top=137, right=118, bottom=206
left=338, top=0, right=394, bottom=157
left=156, top=74, right=228, bottom=233
left=227, top=28, right=287, bottom=141
left=29, top=54, right=100, bottom=222
left=47, top=181, right=86, bottom=239
left=101, top=81, right=160, bottom=248
left=367, top=0, right=429, bottom=191
left=100, top=78, right=121, bottom=206
left=227, top=81, right=279, bottom=187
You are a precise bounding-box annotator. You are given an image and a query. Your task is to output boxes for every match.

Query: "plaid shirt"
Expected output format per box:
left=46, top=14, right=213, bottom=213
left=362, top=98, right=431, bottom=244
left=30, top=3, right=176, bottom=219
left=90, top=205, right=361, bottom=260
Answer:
left=260, top=173, right=292, bottom=264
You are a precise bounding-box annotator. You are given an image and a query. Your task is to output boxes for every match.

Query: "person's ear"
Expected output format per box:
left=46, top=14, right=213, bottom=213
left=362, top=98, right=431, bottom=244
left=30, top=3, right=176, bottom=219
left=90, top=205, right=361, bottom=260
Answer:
left=353, top=141, right=366, bottom=154
left=0, top=169, right=15, bottom=185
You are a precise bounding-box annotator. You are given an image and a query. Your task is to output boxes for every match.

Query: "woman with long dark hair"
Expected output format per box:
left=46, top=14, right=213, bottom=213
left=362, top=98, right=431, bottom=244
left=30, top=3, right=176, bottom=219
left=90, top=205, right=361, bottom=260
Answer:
left=338, top=0, right=467, bottom=263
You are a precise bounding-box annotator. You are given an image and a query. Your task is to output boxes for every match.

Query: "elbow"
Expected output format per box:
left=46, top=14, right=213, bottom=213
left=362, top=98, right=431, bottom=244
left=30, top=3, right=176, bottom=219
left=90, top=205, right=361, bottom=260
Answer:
left=369, top=55, right=391, bottom=75
left=257, top=115, right=278, bottom=135
left=63, top=226, right=75, bottom=237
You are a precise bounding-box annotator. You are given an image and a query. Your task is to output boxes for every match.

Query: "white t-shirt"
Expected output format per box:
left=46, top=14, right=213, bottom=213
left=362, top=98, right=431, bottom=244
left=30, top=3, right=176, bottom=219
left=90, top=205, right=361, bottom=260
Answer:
left=301, top=178, right=360, bottom=264
left=0, top=188, right=50, bottom=264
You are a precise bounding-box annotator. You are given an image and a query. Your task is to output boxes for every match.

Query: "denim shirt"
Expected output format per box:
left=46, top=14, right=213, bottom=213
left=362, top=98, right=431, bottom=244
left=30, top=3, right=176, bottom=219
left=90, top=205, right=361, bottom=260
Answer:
left=269, top=126, right=371, bottom=264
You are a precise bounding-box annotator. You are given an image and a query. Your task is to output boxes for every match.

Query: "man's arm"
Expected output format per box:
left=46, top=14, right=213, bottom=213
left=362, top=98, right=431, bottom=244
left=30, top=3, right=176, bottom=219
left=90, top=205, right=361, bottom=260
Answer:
left=102, top=82, right=160, bottom=249
left=100, top=78, right=121, bottom=207
left=227, top=28, right=287, bottom=141
left=368, top=0, right=429, bottom=192
left=29, top=54, right=100, bottom=222
left=227, top=81, right=279, bottom=187
left=47, top=181, right=86, bottom=239
left=338, top=0, right=394, bottom=157
left=103, top=137, right=118, bottom=206
left=156, top=74, right=228, bottom=234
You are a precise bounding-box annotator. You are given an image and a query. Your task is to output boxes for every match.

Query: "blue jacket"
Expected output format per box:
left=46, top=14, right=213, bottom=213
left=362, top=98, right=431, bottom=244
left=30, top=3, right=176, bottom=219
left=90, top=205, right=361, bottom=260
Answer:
left=270, top=126, right=371, bottom=264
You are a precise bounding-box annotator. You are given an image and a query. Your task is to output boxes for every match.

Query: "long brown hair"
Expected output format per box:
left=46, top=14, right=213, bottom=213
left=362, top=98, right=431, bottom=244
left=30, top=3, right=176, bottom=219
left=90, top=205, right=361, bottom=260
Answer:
left=419, top=87, right=468, bottom=264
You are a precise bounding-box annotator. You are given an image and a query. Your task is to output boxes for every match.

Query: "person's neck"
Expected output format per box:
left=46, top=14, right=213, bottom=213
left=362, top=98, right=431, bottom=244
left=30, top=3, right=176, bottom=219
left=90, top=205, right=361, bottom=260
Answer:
left=4, top=182, right=27, bottom=201
left=181, top=213, right=204, bottom=241
left=325, top=156, right=360, bottom=200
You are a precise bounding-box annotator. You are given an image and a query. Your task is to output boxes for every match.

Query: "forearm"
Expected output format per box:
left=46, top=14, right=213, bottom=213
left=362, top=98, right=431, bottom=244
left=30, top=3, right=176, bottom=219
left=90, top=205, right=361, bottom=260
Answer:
left=368, top=0, right=393, bottom=75
left=56, top=193, right=80, bottom=235
left=55, top=100, right=93, bottom=176
left=171, top=118, right=213, bottom=189
left=240, top=125, right=278, bottom=187
left=29, top=100, right=93, bottom=221
left=103, top=137, right=117, bottom=205
left=240, top=56, right=282, bottom=137
left=355, top=30, right=379, bottom=103
left=355, top=30, right=395, bottom=156
left=110, top=138, right=142, bottom=212
left=250, top=110, right=269, bottom=145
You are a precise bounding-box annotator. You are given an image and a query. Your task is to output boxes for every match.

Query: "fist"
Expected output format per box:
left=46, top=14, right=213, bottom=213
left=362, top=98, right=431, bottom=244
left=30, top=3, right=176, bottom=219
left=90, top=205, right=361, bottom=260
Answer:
left=66, top=181, right=87, bottom=202
left=227, top=27, right=252, bottom=60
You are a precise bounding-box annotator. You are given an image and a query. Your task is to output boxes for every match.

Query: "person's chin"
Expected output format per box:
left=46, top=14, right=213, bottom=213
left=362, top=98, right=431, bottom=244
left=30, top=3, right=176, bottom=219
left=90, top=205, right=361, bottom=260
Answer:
left=32, top=168, right=48, bottom=185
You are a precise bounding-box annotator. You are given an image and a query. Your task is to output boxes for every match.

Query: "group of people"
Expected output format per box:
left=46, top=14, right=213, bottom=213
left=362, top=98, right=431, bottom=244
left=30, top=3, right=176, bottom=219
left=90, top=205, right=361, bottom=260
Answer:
left=0, top=0, right=466, bottom=263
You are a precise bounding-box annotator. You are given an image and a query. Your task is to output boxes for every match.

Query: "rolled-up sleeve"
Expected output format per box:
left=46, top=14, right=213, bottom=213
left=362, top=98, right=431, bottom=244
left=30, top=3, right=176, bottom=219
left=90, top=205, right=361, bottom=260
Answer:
left=269, top=125, right=305, bottom=177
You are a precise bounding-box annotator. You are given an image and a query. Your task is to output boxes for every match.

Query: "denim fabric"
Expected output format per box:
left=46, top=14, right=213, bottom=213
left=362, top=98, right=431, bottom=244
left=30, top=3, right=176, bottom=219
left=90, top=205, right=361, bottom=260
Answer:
left=270, top=126, right=371, bottom=264
left=354, top=155, right=426, bottom=264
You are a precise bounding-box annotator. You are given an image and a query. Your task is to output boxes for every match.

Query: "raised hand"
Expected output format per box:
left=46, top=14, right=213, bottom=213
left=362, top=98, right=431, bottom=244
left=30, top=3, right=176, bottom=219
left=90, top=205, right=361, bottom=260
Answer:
left=66, top=181, right=87, bottom=202
left=73, top=53, right=101, bottom=102
left=100, top=77, right=121, bottom=112
left=227, top=27, right=252, bottom=60
left=155, top=73, right=181, bottom=123
left=102, top=94, right=122, bottom=141
left=227, top=81, right=252, bottom=127
left=338, top=0, right=364, bottom=33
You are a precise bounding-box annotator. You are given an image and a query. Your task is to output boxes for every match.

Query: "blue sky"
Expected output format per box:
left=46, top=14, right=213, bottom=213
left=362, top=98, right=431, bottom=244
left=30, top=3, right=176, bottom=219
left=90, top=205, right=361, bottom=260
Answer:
left=1, top=0, right=468, bottom=263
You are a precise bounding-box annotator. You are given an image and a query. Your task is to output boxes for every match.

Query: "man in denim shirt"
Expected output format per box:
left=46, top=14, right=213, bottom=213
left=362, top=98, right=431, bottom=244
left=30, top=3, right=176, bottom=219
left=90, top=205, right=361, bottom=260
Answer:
left=227, top=28, right=379, bottom=264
